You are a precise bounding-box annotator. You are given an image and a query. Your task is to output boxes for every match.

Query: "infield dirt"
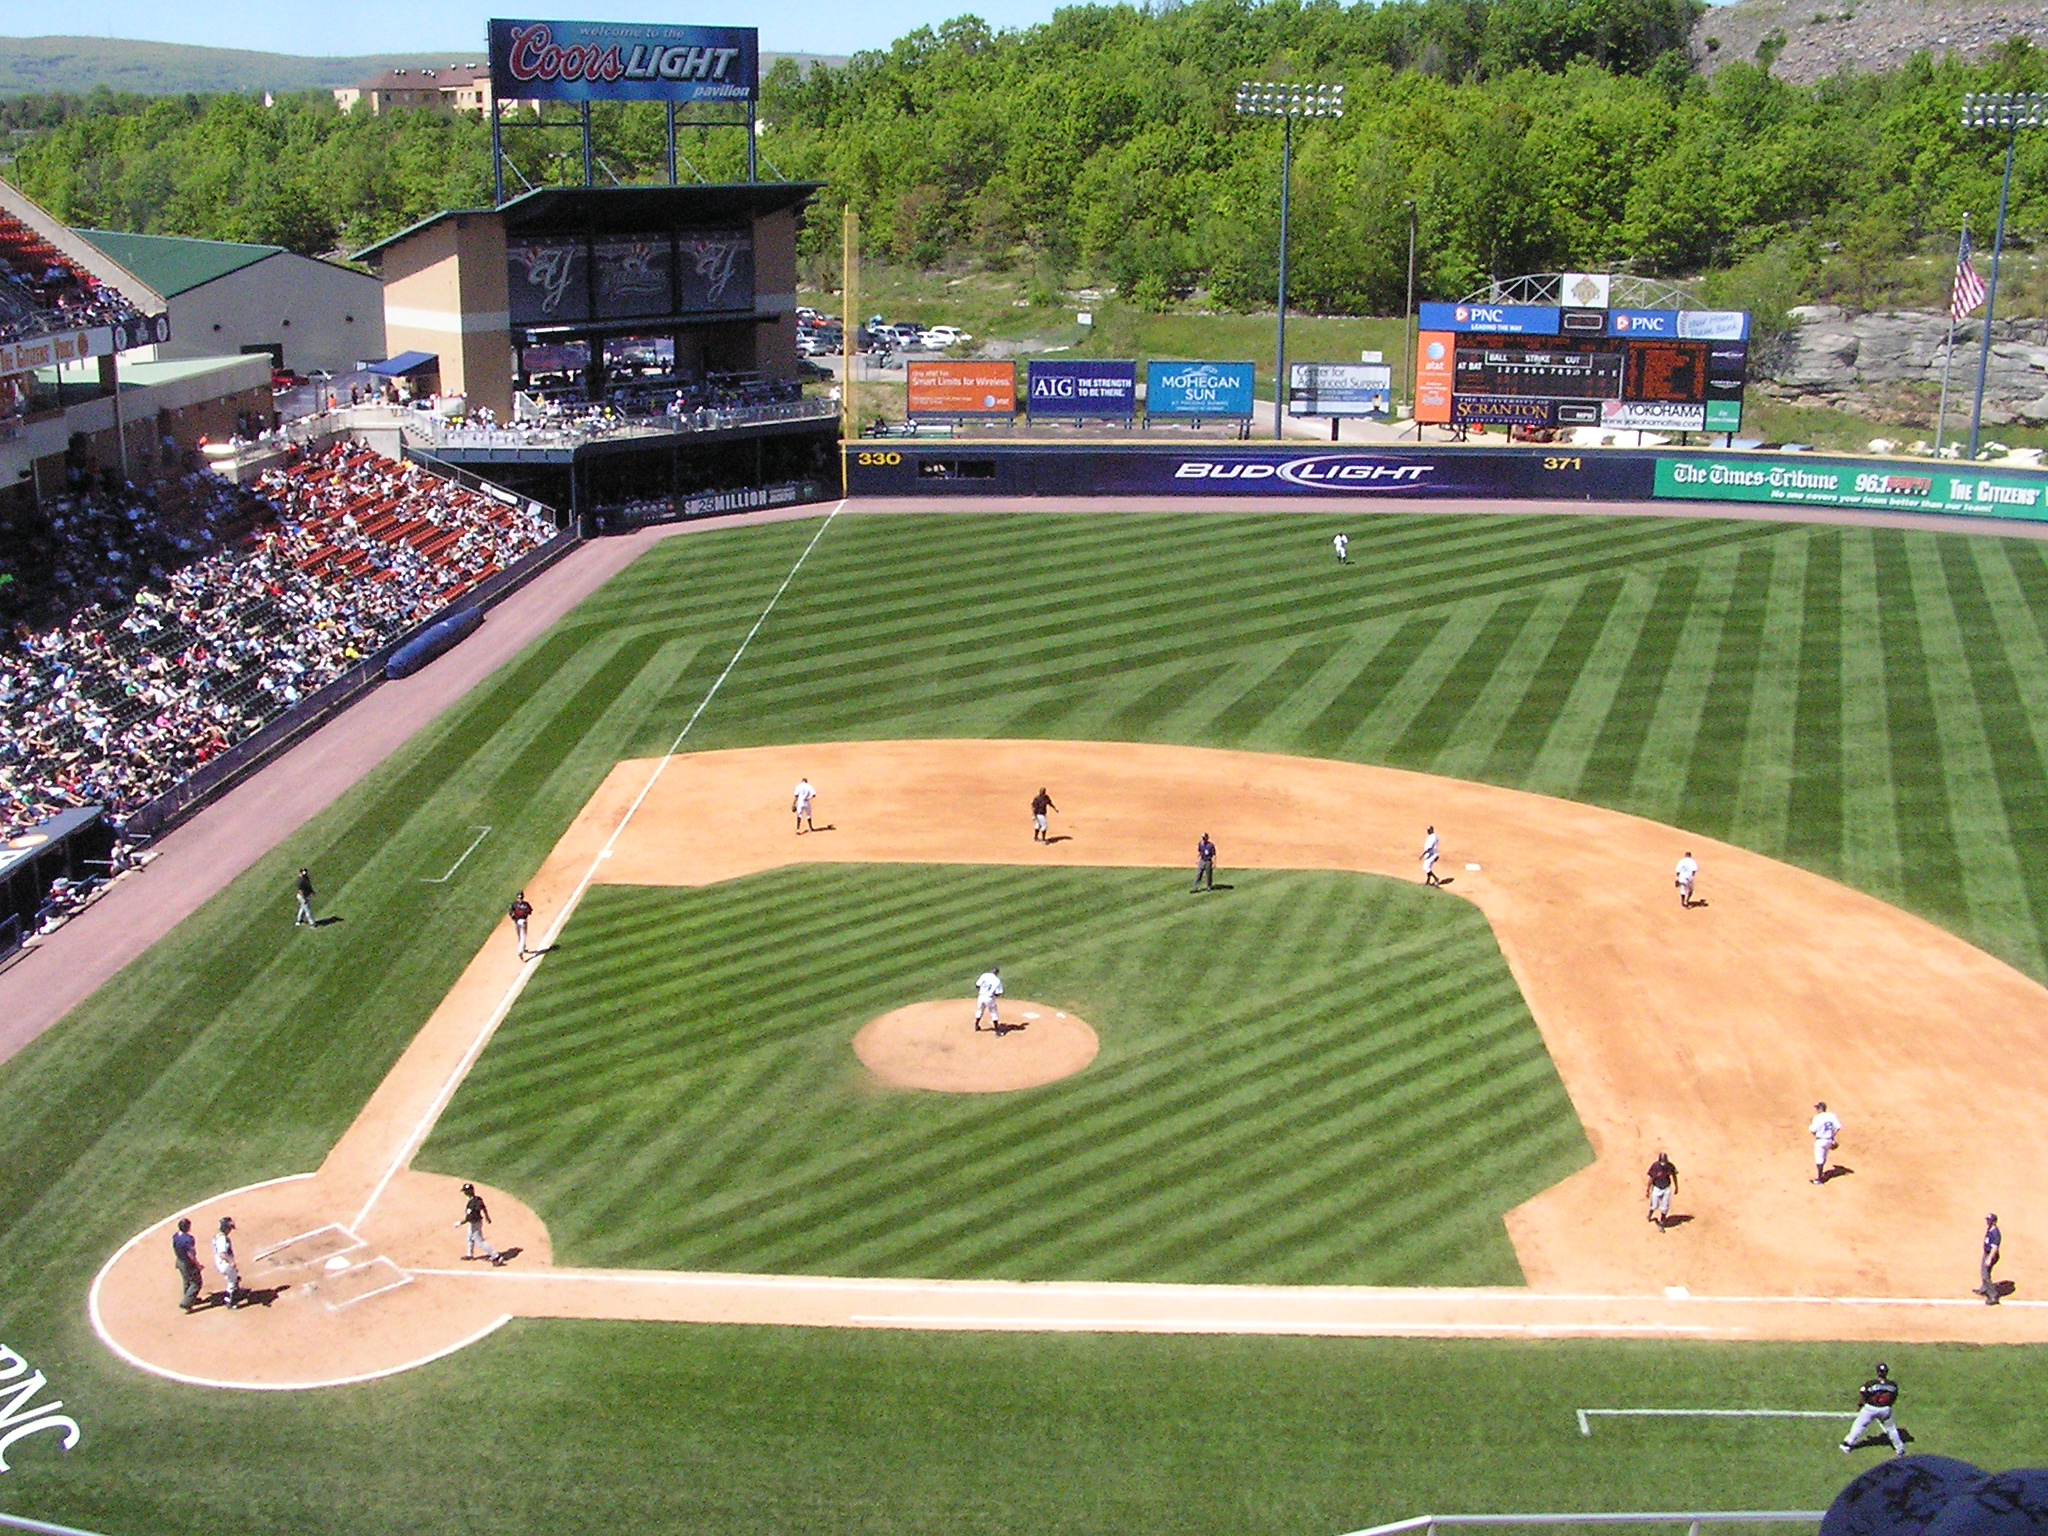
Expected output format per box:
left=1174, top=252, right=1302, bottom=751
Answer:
left=92, top=740, right=2048, bottom=1389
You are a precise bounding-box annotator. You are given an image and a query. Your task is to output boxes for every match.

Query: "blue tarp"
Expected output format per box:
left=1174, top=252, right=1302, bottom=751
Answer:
left=385, top=606, right=482, bottom=680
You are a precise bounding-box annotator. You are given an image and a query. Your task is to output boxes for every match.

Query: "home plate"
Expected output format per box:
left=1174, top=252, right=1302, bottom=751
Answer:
left=325, top=1255, right=353, bottom=1271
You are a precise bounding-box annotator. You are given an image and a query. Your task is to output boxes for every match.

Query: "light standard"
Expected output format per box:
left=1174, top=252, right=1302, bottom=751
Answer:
left=1962, top=92, right=2048, bottom=459
left=1235, top=81, right=1345, bottom=440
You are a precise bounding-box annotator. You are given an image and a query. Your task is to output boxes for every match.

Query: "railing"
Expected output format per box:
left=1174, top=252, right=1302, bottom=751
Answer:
left=1342, top=1514, right=1826, bottom=1536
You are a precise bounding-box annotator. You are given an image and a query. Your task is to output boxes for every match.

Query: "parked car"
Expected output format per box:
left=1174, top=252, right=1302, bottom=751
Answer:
left=919, top=325, right=972, bottom=348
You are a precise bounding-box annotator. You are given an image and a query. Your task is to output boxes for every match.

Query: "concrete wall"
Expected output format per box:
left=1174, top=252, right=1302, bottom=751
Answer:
left=380, top=215, right=513, bottom=417
left=751, top=207, right=800, bottom=380
left=162, top=254, right=386, bottom=377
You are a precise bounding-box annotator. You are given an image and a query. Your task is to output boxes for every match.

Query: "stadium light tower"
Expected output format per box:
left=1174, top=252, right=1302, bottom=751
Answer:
left=1236, top=81, right=1344, bottom=440
left=1961, top=92, right=2048, bottom=459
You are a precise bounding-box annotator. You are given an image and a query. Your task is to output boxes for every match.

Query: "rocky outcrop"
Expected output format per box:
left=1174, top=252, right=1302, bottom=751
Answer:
left=1759, top=304, right=2048, bottom=425
left=1691, top=0, right=2048, bottom=84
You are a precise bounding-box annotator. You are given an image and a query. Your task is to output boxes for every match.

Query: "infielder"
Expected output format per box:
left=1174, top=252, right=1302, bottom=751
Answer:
left=509, top=891, right=533, bottom=959
left=1809, top=1101, right=1842, bottom=1184
left=1978, top=1214, right=2001, bottom=1304
left=213, top=1216, right=242, bottom=1309
left=1840, top=1363, right=1907, bottom=1455
left=1333, top=532, right=1349, bottom=565
left=1031, top=788, right=1058, bottom=843
left=1421, top=826, right=1441, bottom=887
left=1645, top=1151, right=1678, bottom=1230
left=793, top=777, right=817, bottom=834
left=459, top=1183, right=500, bottom=1264
left=1192, top=833, right=1216, bottom=893
left=1675, top=851, right=1699, bottom=908
left=973, top=967, right=1004, bottom=1032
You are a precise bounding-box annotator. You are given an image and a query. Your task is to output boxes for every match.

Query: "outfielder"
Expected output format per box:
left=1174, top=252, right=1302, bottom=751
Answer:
left=1422, top=826, right=1441, bottom=887
left=1333, top=532, right=1349, bottom=565
left=1675, top=851, right=1699, bottom=908
left=973, top=967, right=1004, bottom=1032
left=294, top=867, right=315, bottom=927
left=792, top=777, right=817, bottom=834
left=459, top=1183, right=500, bottom=1264
left=1809, top=1101, right=1842, bottom=1184
left=1840, top=1363, right=1906, bottom=1455
left=1645, top=1151, right=1678, bottom=1230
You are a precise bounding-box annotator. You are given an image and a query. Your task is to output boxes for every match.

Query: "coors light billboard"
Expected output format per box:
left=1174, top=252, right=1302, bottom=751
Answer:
left=489, top=19, right=758, bottom=103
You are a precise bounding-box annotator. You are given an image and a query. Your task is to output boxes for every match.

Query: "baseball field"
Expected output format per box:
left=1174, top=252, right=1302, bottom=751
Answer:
left=12, top=505, right=2048, bottom=1532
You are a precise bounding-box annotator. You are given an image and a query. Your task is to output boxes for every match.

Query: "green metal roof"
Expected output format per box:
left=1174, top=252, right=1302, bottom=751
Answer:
left=74, top=229, right=281, bottom=298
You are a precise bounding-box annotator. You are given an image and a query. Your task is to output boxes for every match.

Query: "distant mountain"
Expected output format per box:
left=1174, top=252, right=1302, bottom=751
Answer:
left=1690, top=0, right=2048, bottom=82
left=0, top=35, right=843, bottom=98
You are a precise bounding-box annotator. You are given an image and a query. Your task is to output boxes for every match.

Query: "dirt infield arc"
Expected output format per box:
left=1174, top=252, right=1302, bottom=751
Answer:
left=90, top=740, right=2048, bottom=1389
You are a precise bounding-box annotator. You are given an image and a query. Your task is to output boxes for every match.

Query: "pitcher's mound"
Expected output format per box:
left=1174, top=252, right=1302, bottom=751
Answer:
left=854, top=1000, right=1099, bottom=1093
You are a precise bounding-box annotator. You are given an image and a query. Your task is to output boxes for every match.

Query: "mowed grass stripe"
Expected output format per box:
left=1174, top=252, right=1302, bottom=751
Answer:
left=423, top=867, right=1586, bottom=1285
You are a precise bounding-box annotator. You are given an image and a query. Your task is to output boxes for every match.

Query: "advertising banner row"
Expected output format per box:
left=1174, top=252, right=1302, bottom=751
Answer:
left=0, top=313, right=170, bottom=382
left=848, top=444, right=2048, bottom=532
left=907, top=360, right=1260, bottom=420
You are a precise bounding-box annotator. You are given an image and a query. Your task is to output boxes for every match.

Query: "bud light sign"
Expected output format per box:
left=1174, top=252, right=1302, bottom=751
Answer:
left=490, top=19, right=758, bottom=102
left=1145, top=360, right=1254, bottom=419
left=1026, top=359, right=1137, bottom=419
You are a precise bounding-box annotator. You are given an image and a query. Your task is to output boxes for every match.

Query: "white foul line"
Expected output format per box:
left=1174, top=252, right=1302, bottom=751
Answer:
left=420, top=825, right=492, bottom=884
left=350, top=502, right=846, bottom=1232
left=1577, top=1409, right=1855, bottom=1436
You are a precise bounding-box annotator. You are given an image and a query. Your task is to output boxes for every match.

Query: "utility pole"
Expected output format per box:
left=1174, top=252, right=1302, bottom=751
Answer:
left=1403, top=199, right=1418, bottom=421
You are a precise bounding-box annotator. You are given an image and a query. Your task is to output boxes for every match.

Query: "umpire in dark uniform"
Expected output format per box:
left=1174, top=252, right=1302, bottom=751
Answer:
left=1191, top=833, right=1217, bottom=893
left=171, top=1218, right=203, bottom=1313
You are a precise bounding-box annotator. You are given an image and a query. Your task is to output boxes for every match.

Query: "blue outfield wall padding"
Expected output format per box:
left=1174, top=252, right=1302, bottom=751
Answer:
left=844, top=442, right=2048, bottom=526
left=385, top=605, right=484, bottom=681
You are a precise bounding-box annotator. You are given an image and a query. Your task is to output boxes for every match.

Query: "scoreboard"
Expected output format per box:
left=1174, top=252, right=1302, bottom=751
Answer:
left=1416, top=302, right=1749, bottom=433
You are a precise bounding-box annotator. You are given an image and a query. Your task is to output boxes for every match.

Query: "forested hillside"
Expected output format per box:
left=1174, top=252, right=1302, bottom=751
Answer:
left=9, top=0, right=2048, bottom=317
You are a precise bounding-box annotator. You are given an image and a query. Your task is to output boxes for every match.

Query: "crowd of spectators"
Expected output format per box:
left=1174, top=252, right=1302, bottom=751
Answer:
left=0, top=209, right=143, bottom=347
left=0, top=444, right=559, bottom=841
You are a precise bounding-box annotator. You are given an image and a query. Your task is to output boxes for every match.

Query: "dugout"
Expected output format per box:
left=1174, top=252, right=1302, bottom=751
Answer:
left=0, top=805, right=113, bottom=957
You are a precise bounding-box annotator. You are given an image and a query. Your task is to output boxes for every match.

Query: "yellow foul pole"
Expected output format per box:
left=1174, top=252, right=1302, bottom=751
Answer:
left=841, top=206, right=858, bottom=448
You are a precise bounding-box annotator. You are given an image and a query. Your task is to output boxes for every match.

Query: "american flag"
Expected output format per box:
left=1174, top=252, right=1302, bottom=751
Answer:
left=1952, top=224, right=1988, bottom=321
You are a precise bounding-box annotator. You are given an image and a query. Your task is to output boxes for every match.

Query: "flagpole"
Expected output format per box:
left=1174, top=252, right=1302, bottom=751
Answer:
left=1935, top=215, right=1967, bottom=456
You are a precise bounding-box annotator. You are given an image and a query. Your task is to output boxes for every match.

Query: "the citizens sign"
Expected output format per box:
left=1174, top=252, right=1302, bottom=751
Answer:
left=1027, top=359, right=1136, bottom=419
left=490, top=19, right=758, bottom=103
left=1145, top=360, right=1254, bottom=420
left=1415, top=299, right=1751, bottom=433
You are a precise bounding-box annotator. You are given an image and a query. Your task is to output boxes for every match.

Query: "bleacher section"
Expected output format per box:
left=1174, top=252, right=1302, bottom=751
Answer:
left=0, top=205, right=142, bottom=346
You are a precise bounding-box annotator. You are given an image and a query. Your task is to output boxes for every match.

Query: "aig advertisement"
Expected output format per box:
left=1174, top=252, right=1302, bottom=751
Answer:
left=907, top=360, right=1016, bottom=417
left=1146, top=361, right=1254, bottom=419
left=1026, top=359, right=1136, bottom=418
left=490, top=19, right=758, bottom=102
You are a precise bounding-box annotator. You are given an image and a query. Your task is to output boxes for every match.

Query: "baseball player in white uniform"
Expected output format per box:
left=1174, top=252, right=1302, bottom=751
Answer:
left=1333, top=532, right=1349, bottom=565
left=973, top=967, right=1004, bottom=1032
left=792, top=777, right=816, bottom=834
left=213, top=1216, right=243, bottom=1309
left=1675, top=851, right=1699, bottom=908
left=1809, top=1101, right=1842, bottom=1184
left=1421, top=826, right=1441, bottom=886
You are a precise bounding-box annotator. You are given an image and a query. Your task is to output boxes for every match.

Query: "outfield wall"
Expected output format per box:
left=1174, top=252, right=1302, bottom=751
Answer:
left=845, top=443, right=2048, bottom=526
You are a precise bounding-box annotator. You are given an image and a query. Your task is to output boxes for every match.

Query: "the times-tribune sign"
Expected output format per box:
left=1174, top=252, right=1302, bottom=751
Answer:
left=489, top=19, right=758, bottom=102
left=1146, top=360, right=1254, bottom=419
left=1027, top=359, right=1136, bottom=417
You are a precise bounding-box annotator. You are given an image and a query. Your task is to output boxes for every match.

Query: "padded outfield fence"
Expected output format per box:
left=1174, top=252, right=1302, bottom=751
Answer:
left=844, top=442, right=2048, bottom=529
left=1340, top=1513, right=1825, bottom=1536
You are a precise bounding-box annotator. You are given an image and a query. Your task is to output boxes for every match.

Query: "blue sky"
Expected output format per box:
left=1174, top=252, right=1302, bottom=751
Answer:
left=7, top=3, right=1063, bottom=59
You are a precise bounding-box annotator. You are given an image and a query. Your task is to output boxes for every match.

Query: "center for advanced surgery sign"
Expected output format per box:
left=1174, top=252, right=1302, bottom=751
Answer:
left=1655, top=457, right=2048, bottom=519
left=490, top=19, right=758, bottom=102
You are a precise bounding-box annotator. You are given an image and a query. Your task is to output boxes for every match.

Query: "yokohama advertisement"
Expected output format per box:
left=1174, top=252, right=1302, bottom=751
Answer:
left=906, top=360, right=1017, bottom=418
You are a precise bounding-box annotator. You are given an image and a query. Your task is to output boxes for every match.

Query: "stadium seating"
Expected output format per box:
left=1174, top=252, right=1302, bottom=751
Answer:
left=0, top=208, right=142, bottom=345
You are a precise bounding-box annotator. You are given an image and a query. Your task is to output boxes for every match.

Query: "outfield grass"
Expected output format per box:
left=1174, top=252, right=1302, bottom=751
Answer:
left=423, top=867, right=1586, bottom=1285
left=9, top=507, right=2048, bottom=1531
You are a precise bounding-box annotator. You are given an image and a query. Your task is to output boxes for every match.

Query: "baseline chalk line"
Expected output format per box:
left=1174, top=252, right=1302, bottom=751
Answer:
left=421, top=826, right=492, bottom=884
left=1577, top=1408, right=1854, bottom=1436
